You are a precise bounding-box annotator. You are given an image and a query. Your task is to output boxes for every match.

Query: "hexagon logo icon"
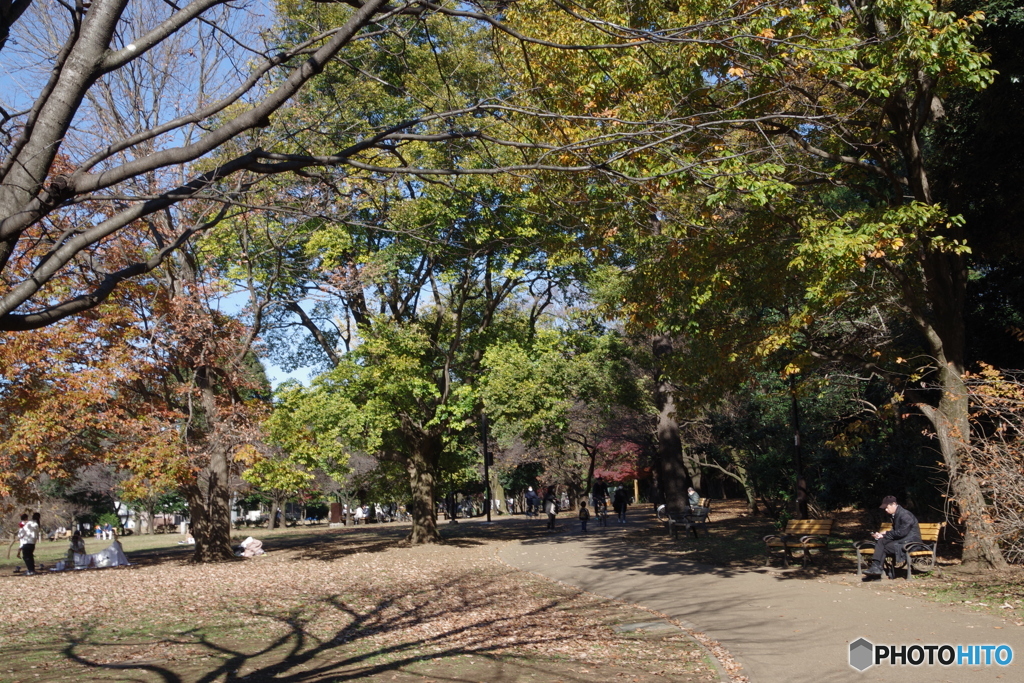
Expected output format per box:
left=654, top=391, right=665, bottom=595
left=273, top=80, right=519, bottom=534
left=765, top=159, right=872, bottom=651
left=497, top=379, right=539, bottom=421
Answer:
left=850, top=637, right=874, bottom=671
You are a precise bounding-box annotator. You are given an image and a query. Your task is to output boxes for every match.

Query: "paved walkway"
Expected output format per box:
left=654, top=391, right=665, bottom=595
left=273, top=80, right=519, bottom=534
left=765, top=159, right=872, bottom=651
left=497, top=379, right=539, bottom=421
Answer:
left=498, top=519, right=1024, bottom=683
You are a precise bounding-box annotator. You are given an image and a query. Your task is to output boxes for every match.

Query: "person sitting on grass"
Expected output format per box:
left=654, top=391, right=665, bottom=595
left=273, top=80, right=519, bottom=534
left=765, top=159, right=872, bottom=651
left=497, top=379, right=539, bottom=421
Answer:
left=68, top=531, right=87, bottom=568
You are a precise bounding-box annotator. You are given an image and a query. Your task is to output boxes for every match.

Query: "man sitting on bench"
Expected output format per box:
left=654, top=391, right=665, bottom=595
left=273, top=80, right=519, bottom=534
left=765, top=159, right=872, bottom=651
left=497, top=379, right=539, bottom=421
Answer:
left=862, top=495, right=921, bottom=581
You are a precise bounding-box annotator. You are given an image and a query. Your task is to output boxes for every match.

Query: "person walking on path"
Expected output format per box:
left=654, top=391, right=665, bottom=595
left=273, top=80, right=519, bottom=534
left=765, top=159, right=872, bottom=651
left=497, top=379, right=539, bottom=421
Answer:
left=525, top=487, right=538, bottom=517
left=19, top=512, right=42, bottom=575
left=578, top=502, right=590, bottom=533
left=613, top=488, right=628, bottom=524
left=544, top=487, right=558, bottom=530
left=591, top=477, right=608, bottom=513
left=862, top=495, right=921, bottom=581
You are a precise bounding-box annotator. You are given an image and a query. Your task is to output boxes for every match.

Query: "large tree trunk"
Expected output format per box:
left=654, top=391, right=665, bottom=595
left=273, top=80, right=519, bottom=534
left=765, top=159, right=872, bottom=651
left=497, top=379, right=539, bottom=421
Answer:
left=185, top=368, right=237, bottom=562
left=652, top=335, right=692, bottom=512
left=583, top=443, right=599, bottom=496
left=914, top=246, right=1007, bottom=569
left=490, top=471, right=507, bottom=514
left=407, top=430, right=442, bottom=544
left=730, top=450, right=759, bottom=514
left=879, top=79, right=1009, bottom=569
left=186, top=448, right=235, bottom=563
left=145, top=499, right=156, bottom=534
left=920, top=367, right=1008, bottom=570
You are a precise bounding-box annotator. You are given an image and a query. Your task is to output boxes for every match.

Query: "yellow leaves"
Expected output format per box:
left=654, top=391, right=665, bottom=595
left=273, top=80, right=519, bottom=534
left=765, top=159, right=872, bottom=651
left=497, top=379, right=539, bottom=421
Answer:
left=966, top=363, right=1024, bottom=402
left=234, top=444, right=262, bottom=467
left=759, top=28, right=775, bottom=40
left=726, top=66, right=745, bottom=78
left=755, top=332, right=790, bottom=358
left=863, top=236, right=906, bottom=262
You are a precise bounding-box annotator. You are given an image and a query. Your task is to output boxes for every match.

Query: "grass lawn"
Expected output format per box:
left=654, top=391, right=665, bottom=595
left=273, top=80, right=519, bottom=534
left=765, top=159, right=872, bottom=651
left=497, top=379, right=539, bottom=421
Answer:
left=1, top=521, right=723, bottom=683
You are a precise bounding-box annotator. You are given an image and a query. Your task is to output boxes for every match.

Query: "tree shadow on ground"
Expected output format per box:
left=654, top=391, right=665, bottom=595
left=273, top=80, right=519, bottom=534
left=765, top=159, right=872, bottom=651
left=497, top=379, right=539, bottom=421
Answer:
left=48, top=570, right=701, bottom=683
left=255, top=510, right=852, bottom=583
left=255, top=517, right=558, bottom=563
left=508, top=503, right=929, bottom=583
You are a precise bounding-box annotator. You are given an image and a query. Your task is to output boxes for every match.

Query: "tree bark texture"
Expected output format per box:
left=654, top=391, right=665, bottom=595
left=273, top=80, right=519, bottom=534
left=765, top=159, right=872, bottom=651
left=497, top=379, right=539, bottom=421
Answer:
left=185, top=446, right=235, bottom=563
left=884, top=57, right=1008, bottom=568
left=908, top=244, right=1007, bottom=569
left=652, top=335, right=692, bottom=512
left=920, top=366, right=1009, bottom=570
left=407, top=430, right=442, bottom=544
left=731, top=456, right=759, bottom=514
left=185, top=369, right=237, bottom=562
left=490, top=471, right=507, bottom=514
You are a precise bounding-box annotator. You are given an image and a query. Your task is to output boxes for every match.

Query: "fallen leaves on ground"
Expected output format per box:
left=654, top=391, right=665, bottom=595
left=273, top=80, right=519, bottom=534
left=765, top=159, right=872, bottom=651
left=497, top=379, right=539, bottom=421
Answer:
left=0, top=531, right=725, bottom=682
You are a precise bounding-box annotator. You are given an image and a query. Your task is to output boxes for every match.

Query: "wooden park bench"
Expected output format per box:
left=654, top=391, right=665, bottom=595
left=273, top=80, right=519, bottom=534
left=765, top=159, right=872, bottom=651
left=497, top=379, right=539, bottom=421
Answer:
left=764, top=518, right=834, bottom=567
left=668, top=505, right=711, bottom=539
left=854, top=522, right=944, bottom=580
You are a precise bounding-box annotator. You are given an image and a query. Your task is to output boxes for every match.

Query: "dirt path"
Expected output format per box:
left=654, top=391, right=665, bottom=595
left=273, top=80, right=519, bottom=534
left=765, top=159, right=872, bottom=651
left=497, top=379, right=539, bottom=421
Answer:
left=498, top=519, right=1024, bottom=683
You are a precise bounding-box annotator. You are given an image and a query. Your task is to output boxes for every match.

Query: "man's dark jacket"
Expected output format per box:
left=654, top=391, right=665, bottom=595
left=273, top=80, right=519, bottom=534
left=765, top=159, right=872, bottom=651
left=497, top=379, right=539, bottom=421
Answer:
left=882, top=505, right=922, bottom=564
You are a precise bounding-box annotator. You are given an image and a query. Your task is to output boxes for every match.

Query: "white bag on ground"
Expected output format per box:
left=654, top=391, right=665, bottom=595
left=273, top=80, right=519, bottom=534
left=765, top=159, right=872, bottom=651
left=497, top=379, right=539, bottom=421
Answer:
left=240, top=536, right=264, bottom=557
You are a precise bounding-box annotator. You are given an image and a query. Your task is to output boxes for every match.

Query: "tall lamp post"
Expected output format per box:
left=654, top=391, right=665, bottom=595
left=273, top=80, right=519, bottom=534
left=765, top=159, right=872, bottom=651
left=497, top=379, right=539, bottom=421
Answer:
left=481, top=413, right=492, bottom=522
left=789, top=374, right=808, bottom=519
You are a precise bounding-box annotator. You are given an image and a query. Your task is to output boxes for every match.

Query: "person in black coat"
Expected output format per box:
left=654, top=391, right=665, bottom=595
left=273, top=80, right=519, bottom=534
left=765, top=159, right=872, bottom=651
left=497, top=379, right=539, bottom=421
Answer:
left=613, top=487, right=629, bottom=523
left=862, top=495, right=922, bottom=581
left=592, top=476, right=609, bottom=515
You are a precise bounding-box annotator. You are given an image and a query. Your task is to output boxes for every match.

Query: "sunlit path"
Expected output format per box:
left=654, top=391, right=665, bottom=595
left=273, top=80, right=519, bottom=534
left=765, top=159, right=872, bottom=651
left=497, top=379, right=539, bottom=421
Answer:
left=499, top=518, right=1024, bottom=683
